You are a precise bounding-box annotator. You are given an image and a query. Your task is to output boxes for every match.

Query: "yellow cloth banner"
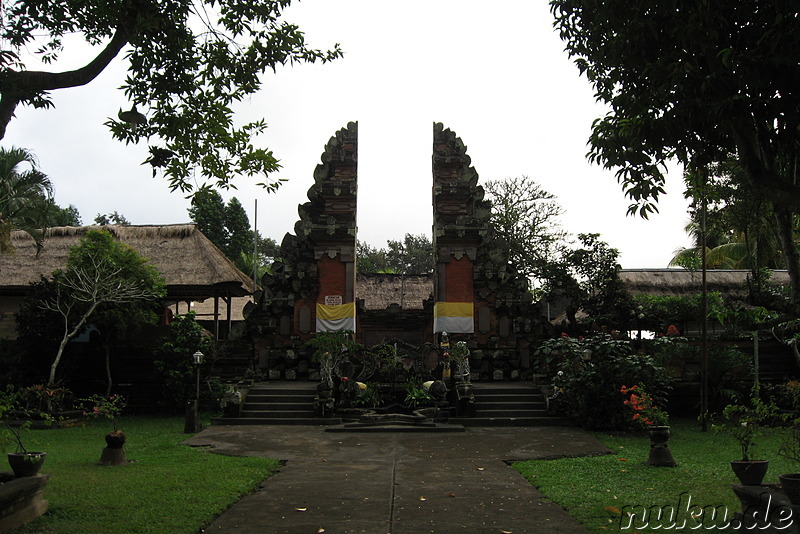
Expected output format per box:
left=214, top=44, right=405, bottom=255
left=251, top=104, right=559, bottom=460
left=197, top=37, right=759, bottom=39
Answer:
left=316, top=302, right=356, bottom=320
left=433, top=302, right=474, bottom=318
left=433, top=302, right=474, bottom=333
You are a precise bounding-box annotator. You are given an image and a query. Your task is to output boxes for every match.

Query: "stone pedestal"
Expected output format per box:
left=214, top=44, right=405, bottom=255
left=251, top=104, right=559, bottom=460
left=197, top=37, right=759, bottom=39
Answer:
left=0, top=473, right=49, bottom=533
left=98, top=447, right=127, bottom=466
left=733, top=484, right=799, bottom=532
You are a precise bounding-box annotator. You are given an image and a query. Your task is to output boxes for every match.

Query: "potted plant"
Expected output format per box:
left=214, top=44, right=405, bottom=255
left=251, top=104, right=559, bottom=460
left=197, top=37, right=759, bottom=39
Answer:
left=81, top=393, right=127, bottom=466
left=620, top=383, right=676, bottom=467
left=716, top=392, right=781, bottom=486
left=777, top=418, right=800, bottom=503
left=0, top=386, right=48, bottom=477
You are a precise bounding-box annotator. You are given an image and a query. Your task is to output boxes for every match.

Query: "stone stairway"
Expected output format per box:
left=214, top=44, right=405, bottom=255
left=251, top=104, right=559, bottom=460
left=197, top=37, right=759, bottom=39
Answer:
left=212, top=382, right=570, bottom=427
left=452, top=383, right=571, bottom=427
left=212, top=382, right=341, bottom=426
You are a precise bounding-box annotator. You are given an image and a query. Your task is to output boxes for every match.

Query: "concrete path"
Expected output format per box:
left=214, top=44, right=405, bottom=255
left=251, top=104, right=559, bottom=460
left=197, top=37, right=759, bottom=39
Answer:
left=185, top=425, right=611, bottom=534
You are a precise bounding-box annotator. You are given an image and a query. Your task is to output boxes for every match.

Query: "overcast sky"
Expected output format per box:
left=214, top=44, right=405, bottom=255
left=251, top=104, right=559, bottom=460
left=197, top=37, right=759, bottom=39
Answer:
left=8, top=0, right=691, bottom=268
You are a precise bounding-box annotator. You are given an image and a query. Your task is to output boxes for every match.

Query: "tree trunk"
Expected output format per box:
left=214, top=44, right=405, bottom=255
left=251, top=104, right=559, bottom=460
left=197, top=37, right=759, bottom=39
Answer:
left=48, top=303, right=98, bottom=386
left=774, top=209, right=800, bottom=307
left=104, top=340, right=113, bottom=396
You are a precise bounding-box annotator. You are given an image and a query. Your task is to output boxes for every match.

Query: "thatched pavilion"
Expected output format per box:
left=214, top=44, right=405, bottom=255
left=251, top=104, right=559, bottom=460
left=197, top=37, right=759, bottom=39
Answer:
left=0, top=224, right=254, bottom=340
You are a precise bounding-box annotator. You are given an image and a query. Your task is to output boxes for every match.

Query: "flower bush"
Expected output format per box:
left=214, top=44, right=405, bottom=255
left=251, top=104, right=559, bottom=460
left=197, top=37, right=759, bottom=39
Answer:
left=81, top=394, right=127, bottom=431
left=620, top=384, right=669, bottom=427
left=716, top=390, right=782, bottom=461
left=546, top=334, right=672, bottom=430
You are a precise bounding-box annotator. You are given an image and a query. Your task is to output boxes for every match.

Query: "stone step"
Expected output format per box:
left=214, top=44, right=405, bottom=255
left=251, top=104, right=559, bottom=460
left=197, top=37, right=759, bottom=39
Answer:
left=240, top=410, right=316, bottom=418
left=477, top=410, right=550, bottom=418
left=452, top=416, right=572, bottom=427
left=212, top=417, right=342, bottom=426
left=477, top=400, right=547, bottom=410
left=245, top=394, right=316, bottom=403
left=242, top=403, right=313, bottom=412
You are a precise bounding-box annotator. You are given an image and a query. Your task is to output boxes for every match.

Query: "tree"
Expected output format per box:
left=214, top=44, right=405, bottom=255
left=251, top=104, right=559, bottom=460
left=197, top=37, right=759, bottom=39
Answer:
left=484, top=176, right=567, bottom=282
left=224, top=197, right=253, bottom=264
left=43, top=229, right=165, bottom=386
left=550, top=0, right=800, bottom=306
left=0, top=146, right=52, bottom=252
left=94, top=211, right=131, bottom=226
left=357, top=241, right=391, bottom=274
left=187, top=188, right=257, bottom=272
left=670, top=160, right=785, bottom=271
left=44, top=201, right=81, bottom=226
left=386, top=234, right=434, bottom=275
left=188, top=187, right=228, bottom=251
left=540, top=234, right=633, bottom=332
left=0, top=1, right=341, bottom=193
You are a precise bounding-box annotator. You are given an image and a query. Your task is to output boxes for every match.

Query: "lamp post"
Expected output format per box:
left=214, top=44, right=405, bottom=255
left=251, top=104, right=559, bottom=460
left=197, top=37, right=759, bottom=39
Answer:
left=184, top=350, right=204, bottom=433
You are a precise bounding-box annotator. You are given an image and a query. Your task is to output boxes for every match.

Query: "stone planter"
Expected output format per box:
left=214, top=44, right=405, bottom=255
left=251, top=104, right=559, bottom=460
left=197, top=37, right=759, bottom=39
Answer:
left=6, top=453, right=45, bottom=478
left=104, top=430, right=126, bottom=449
left=779, top=473, right=800, bottom=505
left=731, top=460, right=769, bottom=486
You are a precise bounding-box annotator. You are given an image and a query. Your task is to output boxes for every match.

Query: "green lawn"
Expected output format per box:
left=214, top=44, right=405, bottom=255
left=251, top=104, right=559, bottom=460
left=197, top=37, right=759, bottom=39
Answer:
left=513, top=419, right=796, bottom=533
left=11, top=416, right=278, bottom=533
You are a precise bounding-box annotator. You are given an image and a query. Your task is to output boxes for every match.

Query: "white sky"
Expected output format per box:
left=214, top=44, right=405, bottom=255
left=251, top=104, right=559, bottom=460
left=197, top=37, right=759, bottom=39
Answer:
left=7, top=0, right=691, bottom=268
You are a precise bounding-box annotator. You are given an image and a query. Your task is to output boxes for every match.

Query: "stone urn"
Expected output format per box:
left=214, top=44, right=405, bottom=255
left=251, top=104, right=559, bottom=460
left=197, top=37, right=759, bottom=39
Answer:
left=646, top=426, right=677, bottom=467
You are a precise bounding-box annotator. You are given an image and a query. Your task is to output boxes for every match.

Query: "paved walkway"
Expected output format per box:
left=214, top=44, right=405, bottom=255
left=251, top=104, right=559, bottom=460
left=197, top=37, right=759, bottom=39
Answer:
left=186, top=425, right=610, bottom=534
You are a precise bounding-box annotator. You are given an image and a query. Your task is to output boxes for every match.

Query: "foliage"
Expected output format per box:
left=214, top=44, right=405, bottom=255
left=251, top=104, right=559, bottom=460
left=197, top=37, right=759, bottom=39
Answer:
left=305, top=331, right=362, bottom=388
left=404, top=382, right=432, bottom=408
left=540, top=234, right=634, bottom=332
left=632, top=293, right=725, bottom=333
left=484, top=175, right=567, bottom=282
left=20, top=384, right=72, bottom=413
left=620, top=384, right=669, bottom=427
left=10, top=416, right=278, bottom=533
left=14, top=277, right=66, bottom=383
left=44, top=229, right=165, bottom=386
left=715, top=391, right=783, bottom=461
left=44, top=200, right=81, bottom=226
left=94, top=211, right=131, bottom=225
left=671, top=159, right=784, bottom=271
left=0, top=385, right=51, bottom=454
left=188, top=188, right=269, bottom=273
left=356, top=241, right=392, bottom=274
left=355, top=383, right=382, bottom=408
left=0, top=146, right=52, bottom=252
left=81, top=393, right=127, bottom=432
left=152, top=313, right=212, bottom=411
left=357, top=234, right=434, bottom=274
left=550, top=0, right=800, bottom=306
left=549, top=334, right=672, bottom=430
left=0, top=0, right=342, bottom=194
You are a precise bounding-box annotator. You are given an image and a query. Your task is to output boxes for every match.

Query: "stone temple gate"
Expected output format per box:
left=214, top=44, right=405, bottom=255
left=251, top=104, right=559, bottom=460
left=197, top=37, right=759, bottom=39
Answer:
left=243, top=122, right=546, bottom=381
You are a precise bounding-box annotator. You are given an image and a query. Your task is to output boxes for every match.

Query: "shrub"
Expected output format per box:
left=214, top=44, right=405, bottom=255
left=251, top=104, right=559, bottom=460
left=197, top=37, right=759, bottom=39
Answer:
left=551, top=334, right=672, bottom=430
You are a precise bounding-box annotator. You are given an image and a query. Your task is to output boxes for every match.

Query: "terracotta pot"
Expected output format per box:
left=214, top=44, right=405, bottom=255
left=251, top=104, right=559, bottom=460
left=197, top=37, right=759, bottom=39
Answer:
left=7, top=452, right=46, bottom=477
left=731, top=460, right=769, bottom=486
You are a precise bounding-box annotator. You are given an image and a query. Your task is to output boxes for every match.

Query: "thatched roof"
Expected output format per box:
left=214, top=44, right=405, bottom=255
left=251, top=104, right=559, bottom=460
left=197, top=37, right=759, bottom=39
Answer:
left=356, top=273, right=433, bottom=310
left=619, top=268, right=791, bottom=298
left=0, top=225, right=254, bottom=299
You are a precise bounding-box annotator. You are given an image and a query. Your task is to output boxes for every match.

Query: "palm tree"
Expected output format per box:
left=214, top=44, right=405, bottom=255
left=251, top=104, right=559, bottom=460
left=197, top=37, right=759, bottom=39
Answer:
left=0, top=147, right=53, bottom=252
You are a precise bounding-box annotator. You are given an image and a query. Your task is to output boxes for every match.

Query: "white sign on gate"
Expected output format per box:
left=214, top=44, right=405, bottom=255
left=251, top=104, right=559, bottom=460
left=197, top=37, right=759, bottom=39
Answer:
left=324, top=295, right=343, bottom=306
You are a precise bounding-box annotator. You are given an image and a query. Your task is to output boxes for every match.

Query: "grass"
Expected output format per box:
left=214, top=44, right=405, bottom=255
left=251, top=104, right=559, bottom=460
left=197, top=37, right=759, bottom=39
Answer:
left=10, top=416, right=279, bottom=533
left=513, top=418, right=797, bottom=533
